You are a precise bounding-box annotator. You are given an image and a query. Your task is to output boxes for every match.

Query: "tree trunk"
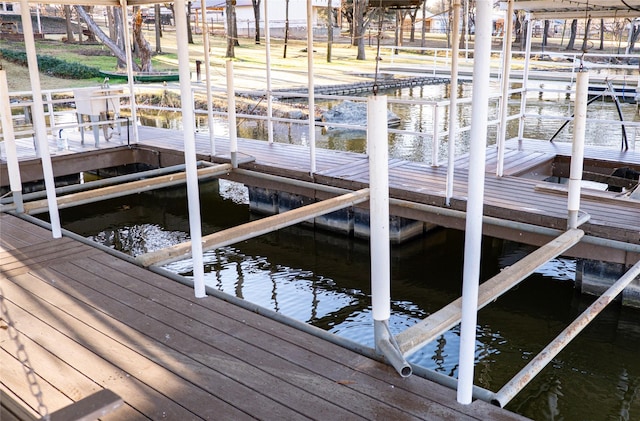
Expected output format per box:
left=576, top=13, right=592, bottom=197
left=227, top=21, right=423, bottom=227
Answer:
left=326, top=0, right=333, bottom=62
left=566, top=19, right=577, bottom=50
left=64, top=5, right=75, bottom=43
left=155, top=4, right=162, bottom=53
left=354, top=0, right=368, bottom=60
left=283, top=0, right=290, bottom=58
left=599, top=18, right=604, bottom=50
left=581, top=17, right=591, bottom=51
left=233, top=7, right=239, bottom=46
left=252, top=0, right=261, bottom=44
left=409, top=8, right=417, bottom=43
left=75, top=5, right=140, bottom=71
left=226, top=0, right=235, bottom=57
left=187, top=2, right=194, bottom=44
left=133, top=9, right=153, bottom=72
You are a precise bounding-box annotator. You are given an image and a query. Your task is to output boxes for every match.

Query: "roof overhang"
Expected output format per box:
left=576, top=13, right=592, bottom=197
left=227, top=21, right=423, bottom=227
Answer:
left=22, top=0, right=640, bottom=19
left=512, top=0, right=640, bottom=20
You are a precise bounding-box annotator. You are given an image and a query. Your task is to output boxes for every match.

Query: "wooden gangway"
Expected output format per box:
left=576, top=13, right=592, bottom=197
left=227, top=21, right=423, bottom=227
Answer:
left=0, top=212, right=528, bottom=420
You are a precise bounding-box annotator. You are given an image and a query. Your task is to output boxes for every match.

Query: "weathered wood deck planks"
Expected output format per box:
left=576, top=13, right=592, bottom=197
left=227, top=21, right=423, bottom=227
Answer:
left=0, top=213, right=528, bottom=420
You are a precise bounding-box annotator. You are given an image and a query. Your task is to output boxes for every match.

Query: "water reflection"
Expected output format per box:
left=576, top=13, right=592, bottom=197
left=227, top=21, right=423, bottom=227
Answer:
left=52, top=180, right=640, bottom=420
left=151, top=81, right=639, bottom=164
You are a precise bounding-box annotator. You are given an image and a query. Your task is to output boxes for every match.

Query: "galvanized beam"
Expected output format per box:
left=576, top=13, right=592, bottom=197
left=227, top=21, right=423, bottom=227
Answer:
left=21, top=164, right=232, bottom=214
left=136, top=188, right=370, bottom=267
left=396, top=228, right=585, bottom=358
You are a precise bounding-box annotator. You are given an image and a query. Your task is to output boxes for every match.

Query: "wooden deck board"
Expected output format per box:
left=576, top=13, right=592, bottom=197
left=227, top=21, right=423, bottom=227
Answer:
left=0, top=214, right=526, bottom=420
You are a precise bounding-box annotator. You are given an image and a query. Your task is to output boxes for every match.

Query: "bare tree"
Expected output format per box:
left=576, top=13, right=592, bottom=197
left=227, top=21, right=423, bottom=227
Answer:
left=75, top=5, right=144, bottom=72
left=566, top=19, right=578, bottom=50
left=581, top=17, right=591, bottom=51
left=64, top=5, right=75, bottom=43
left=133, top=9, right=153, bottom=72
left=155, top=4, right=163, bottom=53
left=327, top=0, right=333, bottom=62
left=226, top=0, right=235, bottom=57
left=283, top=0, right=290, bottom=58
left=353, top=0, right=369, bottom=60
left=251, top=0, right=261, bottom=44
left=187, top=2, right=194, bottom=44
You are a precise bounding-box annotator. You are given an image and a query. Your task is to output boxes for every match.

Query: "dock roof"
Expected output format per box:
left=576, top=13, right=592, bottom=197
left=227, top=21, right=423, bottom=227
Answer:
left=21, top=0, right=640, bottom=19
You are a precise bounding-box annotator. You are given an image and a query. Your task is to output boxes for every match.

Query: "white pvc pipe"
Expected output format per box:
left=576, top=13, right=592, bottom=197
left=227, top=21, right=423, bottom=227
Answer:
left=457, top=0, right=492, bottom=405
left=201, top=0, right=216, bottom=155
left=567, top=70, right=589, bottom=229
left=306, top=0, right=316, bottom=174
left=431, top=104, right=440, bottom=166
left=0, top=70, right=24, bottom=212
left=517, top=13, right=533, bottom=141
left=120, top=0, right=139, bottom=142
left=264, top=0, right=274, bottom=144
left=368, top=95, right=390, bottom=322
left=226, top=60, right=238, bottom=167
left=445, top=0, right=461, bottom=205
left=175, top=0, right=206, bottom=298
left=20, top=0, right=61, bottom=238
left=496, top=0, right=514, bottom=177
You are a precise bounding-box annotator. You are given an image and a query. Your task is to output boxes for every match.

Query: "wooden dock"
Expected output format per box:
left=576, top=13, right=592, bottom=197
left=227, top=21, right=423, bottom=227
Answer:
left=0, top=212, right=527, bottom=420
left=2, top=126, right=640, bottom=265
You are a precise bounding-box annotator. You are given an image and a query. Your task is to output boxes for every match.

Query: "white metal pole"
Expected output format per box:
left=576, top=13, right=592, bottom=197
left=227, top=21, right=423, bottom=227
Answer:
left=446, top=0, right=461, bottom=205
left=175, top=0, right=207, bottom=298
left=0, top=70, right=24, bottom=212
left=368, top=95, right=390, bottom=323
left=264, top=0, right=274, bottom=144
left=20, top=0, right=61, bottom=238
left=306, top=0, right=316, bottom=174
left=35, top=5, right=42, bottom=34
left=517, top=13, right=533, bottom=141
left=432, top=104, right=440, bottom=166
left=496, top=0, right=514, bottom=177
left=567, top=70, right=589, bottom=229
left=457, top=0, right=492, bottom=405
left=120, top=0, right=139, bottom=142
left=201, top=0, right=216, bottom=155
left=226, top=60, right=238, bottom=167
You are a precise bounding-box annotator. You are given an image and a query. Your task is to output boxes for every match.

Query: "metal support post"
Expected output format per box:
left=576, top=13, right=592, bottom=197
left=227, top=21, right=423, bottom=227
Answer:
left=445, top=0, right=461, bottom=205
left=457, top=0, right=493, bottom=405
left=120, top=0, right=139, bottom=143
left=175, top=0, right=207, bottom=298
left=200, top=2, right=216, bottom=156
left=432, top=104, right=440, bottom=166
left=368, top=95, right=411, bottom=378
left=517, top=13, right=533, bottom=141
left=567, top=70, right=588, bottom=229
left=0, top=70, right=24, bottom=212
left=264, top=0, right=274, bottom=144
left=226, top=60, right=238, bottom=168
left=306, top=0, right=316, bottom=174
left=496, top=0, right=514, bottom=177
left=20, top=0, right=61, bottom=238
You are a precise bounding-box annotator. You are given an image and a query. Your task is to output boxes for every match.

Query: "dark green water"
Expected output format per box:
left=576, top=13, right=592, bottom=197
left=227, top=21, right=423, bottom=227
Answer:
left=51, top=180, right=640, bottom=421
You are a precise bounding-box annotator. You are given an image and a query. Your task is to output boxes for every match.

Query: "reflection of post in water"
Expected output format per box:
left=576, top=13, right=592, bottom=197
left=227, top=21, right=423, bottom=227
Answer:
left=269, top=269, right=279, bottom=313
left=214, top=249, right=224, bottom=290
left=310, top=277, right=319, bottom=322
left=611, top=368, right=639, bottom=420
left=432, top=334, right=447, bottom=373
left=235, top=260, right=244, bottom=300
